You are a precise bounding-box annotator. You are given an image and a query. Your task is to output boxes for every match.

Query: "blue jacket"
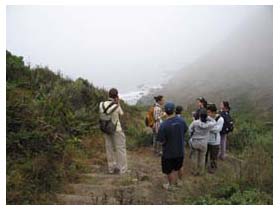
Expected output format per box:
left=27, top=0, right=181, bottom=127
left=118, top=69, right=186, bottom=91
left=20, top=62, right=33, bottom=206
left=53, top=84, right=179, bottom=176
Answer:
left=157, top=116, right=188, bottom=159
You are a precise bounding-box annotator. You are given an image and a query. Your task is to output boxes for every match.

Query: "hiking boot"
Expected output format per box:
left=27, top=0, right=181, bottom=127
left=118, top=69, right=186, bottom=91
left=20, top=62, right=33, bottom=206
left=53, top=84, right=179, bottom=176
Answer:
left=176, top=179, right=183, bottom=187
left=119, top=169, right=131, bottom=175
left=208, top=168, right=215, bottom=174
left=108, top=168, right=115, bottom=174
left=191, top=171, right=199, bottom=176
left=113, top=168, right=120, bottom=174
left=162, top=183, right=177, bottom=191
left=219, top=156, right=226, bottom=161
left=162, top=183, right=171, bottom=190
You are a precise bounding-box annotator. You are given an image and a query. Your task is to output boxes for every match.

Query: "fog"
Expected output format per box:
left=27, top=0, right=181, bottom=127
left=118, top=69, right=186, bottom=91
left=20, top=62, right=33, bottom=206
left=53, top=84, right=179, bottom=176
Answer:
left=138, top=6, right=272, bottom=108
left=7, top=6, right=266, bottom=94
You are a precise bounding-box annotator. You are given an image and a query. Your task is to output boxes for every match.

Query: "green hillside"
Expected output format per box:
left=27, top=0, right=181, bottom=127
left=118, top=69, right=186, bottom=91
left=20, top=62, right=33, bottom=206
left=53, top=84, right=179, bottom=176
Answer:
left=6, top=51, right=149, bottom=204
left=6, top=51, right=272, bottom=204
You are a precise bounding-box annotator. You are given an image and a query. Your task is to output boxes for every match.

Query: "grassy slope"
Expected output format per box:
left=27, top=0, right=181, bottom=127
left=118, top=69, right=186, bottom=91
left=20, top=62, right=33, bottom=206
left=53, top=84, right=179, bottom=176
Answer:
left=6, top=50, right=145, bottom=204
left=6, top=50, right=272, bottom=204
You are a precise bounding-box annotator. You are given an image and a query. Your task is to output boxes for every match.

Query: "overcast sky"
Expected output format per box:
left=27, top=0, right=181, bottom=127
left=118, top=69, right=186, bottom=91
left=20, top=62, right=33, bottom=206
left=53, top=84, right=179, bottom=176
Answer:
left=6, top=6, right=265, bottom=93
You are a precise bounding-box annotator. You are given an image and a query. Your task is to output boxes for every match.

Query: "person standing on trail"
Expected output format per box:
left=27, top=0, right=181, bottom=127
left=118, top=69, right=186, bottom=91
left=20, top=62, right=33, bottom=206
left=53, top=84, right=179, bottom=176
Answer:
left=193, top=97, right=208, bottom=120
left=205, top=104, right=224, bottom=174
left=153, top=95, right=166, bottom=156
left=157, top=102, right=187, bottom=190
left=189, top=108, right=216, bottom=176
left=99, top=88, right=128, bottom=174
left=218, top=101, right=234, bottom=160
left=175, top=105, right=184, bottom=118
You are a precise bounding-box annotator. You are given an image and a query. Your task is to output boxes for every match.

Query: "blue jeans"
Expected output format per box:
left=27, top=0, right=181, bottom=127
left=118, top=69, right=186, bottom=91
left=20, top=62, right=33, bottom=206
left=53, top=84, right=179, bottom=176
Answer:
left=153, top=132, right=162, bottom=154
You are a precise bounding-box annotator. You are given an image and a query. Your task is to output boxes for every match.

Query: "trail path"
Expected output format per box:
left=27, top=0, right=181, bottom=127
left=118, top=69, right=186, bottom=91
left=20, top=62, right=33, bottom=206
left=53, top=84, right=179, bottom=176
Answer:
left=56, top=148, right=242, bottom=204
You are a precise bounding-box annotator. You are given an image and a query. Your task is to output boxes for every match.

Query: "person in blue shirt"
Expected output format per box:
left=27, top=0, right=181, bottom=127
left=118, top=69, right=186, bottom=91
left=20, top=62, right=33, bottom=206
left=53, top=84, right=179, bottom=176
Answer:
left=157, top=102, right=188, bottom=190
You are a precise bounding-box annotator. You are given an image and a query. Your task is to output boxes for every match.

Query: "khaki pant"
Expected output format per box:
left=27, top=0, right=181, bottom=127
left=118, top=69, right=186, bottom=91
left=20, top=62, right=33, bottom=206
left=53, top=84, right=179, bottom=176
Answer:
left=190, top=139, right=207, bottom=175
left=104, top=131, right=127, bottom=174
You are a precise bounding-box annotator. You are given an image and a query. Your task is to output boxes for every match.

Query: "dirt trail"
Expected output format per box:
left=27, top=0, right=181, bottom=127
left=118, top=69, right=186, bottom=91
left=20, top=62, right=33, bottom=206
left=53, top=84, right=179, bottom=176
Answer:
left=56, top=147, right=241, bottom=204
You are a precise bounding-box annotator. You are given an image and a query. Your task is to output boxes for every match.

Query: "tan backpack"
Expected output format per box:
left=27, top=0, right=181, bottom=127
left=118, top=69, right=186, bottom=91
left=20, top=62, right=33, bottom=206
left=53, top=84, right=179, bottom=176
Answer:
left=145, top=105, right=155, bottom=128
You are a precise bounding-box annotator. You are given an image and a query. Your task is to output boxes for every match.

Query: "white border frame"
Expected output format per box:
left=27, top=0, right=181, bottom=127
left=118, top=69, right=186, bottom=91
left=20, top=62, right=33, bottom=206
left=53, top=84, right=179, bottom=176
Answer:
left=1, top=0, right=279, bottom=209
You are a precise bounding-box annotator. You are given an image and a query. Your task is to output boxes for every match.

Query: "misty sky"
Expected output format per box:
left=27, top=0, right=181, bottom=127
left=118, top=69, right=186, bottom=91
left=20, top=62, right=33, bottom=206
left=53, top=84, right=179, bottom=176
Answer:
left=6, top=6, right=266, bottom=93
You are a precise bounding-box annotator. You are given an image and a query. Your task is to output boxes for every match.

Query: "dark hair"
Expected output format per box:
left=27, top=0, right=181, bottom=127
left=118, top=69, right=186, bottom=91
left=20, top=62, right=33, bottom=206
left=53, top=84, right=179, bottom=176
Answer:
left=175, top=106, right=183, bottom=115
left=207, top=103, right=217, bottom=112
left=222, top=101, right=231, bottom=111
left=154, top=95, right=163, bottom=103
left=109, top=88, right=118, bottom=99
left=199, top=108, right=208, bottom=123
left=197, top=97, right=208, bottom=108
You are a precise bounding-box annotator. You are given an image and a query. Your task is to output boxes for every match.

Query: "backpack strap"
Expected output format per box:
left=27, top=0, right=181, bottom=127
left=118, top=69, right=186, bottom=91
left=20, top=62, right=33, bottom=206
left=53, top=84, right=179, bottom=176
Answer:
left=107, top=104, right=119, bottom=115
left=215, top=115, right=220, bottom=122
left=102, top=101, right=119, bottom=115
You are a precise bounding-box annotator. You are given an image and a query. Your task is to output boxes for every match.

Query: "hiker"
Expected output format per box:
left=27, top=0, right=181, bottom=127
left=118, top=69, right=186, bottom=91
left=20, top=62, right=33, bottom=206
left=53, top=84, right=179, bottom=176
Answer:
left=175, top=105, right=183, bottom=118
left=153, top=95, right=166, bottom=155
left=189, top=108, right=216, bottom=176
left=157, top=102, right=187, bottom=190
left=193, top=97, right=208, bottom=120
left=205, top=103, right=224, bottom=173
left=99, top=88, right=128, bottom=174
left=218, top=101, right=234, bottom=160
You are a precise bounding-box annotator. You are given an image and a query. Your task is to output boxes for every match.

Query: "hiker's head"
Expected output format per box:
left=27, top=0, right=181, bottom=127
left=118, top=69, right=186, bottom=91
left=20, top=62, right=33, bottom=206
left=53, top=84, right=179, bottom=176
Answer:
left=196, top=97, right=207, bottom=108
left=175, top=105, right=183, bottom=115
left=199, top=108, right=208, bottom=123
left=109, top=88, right=119, bottom=99
left=220, top=101, right=231, bottom=112
left=207, top=103, right=217, bottom=118
left=164, top=102, right=175, bottom=116
left=154, top=95, right=164, bottom=105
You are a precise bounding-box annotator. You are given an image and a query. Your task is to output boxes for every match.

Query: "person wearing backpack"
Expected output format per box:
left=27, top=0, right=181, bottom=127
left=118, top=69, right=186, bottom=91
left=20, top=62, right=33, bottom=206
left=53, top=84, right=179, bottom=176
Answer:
left=218, top=101, right=234, bottom=160
left=205, top=103, right=224, bottom=173
left=153, top=95, right=166, bottom=155
left=193, top=97, right=208, bottom=120
left=99, top=88, right=127, bottom=174
left=189, top=108, right=216, bottom=176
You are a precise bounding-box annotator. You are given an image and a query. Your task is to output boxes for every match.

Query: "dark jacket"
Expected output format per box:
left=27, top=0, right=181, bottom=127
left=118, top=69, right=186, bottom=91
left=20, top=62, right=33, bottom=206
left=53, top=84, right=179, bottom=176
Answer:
left=157, top=116, right=188, bottom=159
left=194, top=108, right=203, bottom=120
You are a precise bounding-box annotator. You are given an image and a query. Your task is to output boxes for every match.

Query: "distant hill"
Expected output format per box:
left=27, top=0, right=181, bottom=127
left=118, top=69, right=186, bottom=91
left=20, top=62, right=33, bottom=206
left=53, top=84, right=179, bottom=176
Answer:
left=138, top=8, right=272, bottom=118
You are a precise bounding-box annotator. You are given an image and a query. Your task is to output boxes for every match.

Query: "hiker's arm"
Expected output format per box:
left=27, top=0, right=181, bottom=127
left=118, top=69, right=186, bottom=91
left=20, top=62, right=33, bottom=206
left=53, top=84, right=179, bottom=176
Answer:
left=118, top=105, right=124, bottom=116
left=208, top=119, right=217, bottom=129
left=188, top=122, right=194, bottom=135
left=211, top=118, right=224, bottom=133
left=115, top=97, right=123, bottom=115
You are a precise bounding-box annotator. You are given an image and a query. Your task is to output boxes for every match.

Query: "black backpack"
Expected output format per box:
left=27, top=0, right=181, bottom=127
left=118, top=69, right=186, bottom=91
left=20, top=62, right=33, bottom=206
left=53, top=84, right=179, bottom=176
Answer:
left=99, top=101, right=119, bottom=135
left=220, top=111, right=234, bottom=134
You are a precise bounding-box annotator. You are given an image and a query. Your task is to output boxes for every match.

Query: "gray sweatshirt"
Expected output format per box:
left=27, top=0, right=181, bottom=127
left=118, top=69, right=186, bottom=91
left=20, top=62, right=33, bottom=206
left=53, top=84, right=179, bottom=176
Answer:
left=189, top=118, right=216, bottom=150
left=189, top=118, right=216, bottom=139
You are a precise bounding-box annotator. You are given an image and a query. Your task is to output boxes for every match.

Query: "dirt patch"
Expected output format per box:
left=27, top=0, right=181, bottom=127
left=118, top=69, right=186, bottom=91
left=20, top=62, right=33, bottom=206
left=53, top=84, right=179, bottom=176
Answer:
left=56, top=147, right=240, bottom=204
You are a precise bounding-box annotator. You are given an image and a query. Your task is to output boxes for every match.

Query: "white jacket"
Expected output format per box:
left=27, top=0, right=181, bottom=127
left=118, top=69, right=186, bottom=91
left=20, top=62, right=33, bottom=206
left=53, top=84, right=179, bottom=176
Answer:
left=208, top=115, right=224, bottom=145
left=99, top=99, right=124, bottom=132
